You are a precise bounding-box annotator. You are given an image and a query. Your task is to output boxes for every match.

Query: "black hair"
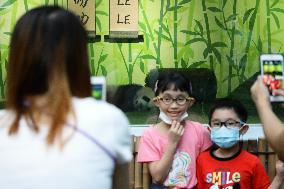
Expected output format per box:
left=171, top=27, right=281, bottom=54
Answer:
left=208, top=98, right=248, bottom=123
left=154, top=71, right=192, bottom=96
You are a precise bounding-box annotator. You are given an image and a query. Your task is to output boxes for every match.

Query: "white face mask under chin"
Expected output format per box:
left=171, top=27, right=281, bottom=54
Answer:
left=159, top=110, right=188, bottom=125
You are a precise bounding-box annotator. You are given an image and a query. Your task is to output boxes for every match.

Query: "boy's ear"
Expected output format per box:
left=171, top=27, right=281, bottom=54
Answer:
left=240, top=124, right=249, bottom=135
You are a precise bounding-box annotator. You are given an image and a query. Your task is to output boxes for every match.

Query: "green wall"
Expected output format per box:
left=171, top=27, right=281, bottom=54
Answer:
left=1, top=0, right=284, bottom=101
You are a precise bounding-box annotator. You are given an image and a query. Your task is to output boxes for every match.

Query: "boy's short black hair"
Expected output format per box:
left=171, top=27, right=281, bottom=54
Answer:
left=208, top=98, right=248, bottom=122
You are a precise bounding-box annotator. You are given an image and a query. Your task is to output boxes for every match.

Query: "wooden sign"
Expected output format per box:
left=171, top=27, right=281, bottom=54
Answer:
left=68, top=0, right=96, bottom=36
left=109, top=0, right=138, bottom=38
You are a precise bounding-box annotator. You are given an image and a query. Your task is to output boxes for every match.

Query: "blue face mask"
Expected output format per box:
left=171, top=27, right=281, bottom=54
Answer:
left=210, top=126, right=240, bottom=148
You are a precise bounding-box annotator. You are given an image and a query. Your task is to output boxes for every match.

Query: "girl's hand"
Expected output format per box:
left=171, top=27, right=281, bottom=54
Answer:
left=168, top=120, right=184, bottom=146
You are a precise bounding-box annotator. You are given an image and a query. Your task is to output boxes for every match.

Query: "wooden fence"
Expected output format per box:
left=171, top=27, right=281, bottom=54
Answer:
left=128, top=136, right=282, bottom=189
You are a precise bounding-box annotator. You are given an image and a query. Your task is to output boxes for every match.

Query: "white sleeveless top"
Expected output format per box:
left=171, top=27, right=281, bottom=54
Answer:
left=0, top=97, right=132, bottom=189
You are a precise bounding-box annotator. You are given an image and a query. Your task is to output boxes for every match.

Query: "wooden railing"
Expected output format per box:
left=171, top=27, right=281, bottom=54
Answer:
left=128, top=136, right=280, bottom=189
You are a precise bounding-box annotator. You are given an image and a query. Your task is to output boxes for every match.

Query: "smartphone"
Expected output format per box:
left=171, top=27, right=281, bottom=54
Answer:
left=91, top=76, right=106, bottom=101
left=260, top=54, right=284, bottom=102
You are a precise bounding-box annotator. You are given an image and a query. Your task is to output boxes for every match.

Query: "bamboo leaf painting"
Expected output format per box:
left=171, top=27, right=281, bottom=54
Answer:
left=207, top=7, right=222, bottom=13
left=188, top=61, right=207, bottom=68
left=140, top=55, right=156, bottom=60
left=178, top=0, right=192, bottom=6
left=139, top=59, right=145, bottom=74
left=1, top=0, right=284, bottom=99
left=243, top=8, right=255, bottom=24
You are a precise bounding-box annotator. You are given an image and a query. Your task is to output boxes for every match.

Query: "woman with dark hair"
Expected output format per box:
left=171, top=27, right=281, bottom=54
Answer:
left=0, top=6, right=131, bottom=189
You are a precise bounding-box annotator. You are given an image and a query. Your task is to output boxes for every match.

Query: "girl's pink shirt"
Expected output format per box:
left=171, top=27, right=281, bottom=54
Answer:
left=137, top=120, right=212, bottom=189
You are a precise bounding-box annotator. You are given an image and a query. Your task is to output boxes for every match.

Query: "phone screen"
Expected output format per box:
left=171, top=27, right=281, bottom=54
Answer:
left=261, top=54, right=284, bottom=102
left=262, top=60, right=283, bottom=93
left=92, top=84, right=103, bottom=100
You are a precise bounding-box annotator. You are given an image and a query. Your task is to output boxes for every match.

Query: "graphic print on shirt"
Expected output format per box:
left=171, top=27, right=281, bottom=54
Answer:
left=206, top=169, right=241, bottom=189
left=164, top=151, right=191, bottom=187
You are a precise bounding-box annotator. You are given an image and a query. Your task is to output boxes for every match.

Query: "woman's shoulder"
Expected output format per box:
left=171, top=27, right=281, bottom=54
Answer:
left=73, top=97, right=119, bottom=111
left=0, top=110, right=15, bottom=128
left=73, top=97, right=126, bottom=117
left=72, top=97, right=129, bottom=126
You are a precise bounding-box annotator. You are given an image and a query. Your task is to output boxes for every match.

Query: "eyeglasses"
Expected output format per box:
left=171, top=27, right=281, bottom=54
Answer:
left=153, top=96, right=195, bottom=106
left=210, top=119, right=245, bottom=129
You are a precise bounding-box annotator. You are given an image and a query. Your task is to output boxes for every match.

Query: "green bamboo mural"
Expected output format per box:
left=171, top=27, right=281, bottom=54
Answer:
left=117, top=43, right=143, bottom=84
left=2, top=0, right=284, bottom=99
left=265, top=0, right=284, bottom=53
left=201, top=0, right=214, bottom=70
left=204, top=0, right=237, bottom=94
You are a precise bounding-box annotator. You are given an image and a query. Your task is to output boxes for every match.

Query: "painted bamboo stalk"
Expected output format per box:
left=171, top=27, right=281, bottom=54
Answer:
left=241, top=0, right=260, bottom=82
left=174, top=0, right=178, bottom=68
left=227, top=0, right=237, bottom=95
left=24, top=0, right=29, bottom=11
left=156, top=0, right=165, bottom=68
left=128, top=44, right=133, bottom=84
left=139, top=1, right=160, bottom=68
left=118, top=44, right=142, bottom=84
left=0, top=50, right=4, bottom=98
left=266, top=0, right=271, bottom=53
left=95, top=48, right=105, bottom=76
left=201, top=0, right=214, bottom=70
left=118, top=44, right=130, bottom=82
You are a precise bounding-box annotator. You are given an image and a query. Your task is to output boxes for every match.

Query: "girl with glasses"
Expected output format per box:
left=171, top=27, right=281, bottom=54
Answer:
left=137, top=71, right=212, bottom=189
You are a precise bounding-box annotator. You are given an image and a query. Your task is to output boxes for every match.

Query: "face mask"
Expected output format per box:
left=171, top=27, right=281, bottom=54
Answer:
left=210, top=126, right=240, bottom=148
left=159, top=110, right=188, bottom=125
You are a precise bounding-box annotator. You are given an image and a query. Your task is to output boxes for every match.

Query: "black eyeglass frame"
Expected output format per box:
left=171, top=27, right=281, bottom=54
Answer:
left=153, top=96, right=195, bottom=106
left=209, top=120, right=246, bottom=129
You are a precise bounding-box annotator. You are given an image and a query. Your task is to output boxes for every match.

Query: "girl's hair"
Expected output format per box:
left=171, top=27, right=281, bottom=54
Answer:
left=154, top=71, right=192, bottom=96
left=208, top=98, right=248, bottom=123
left=6, top=6, right=91, bottom=145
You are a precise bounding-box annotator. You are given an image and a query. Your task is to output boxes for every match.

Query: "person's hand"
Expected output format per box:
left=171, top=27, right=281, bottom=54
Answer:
left=168, top=120, right=184, bottom=146
left=272, top=89, right=284, bottom=108
left=250, top=76, right=270, bottom=106
left=275, top=160, right=284, bottom=181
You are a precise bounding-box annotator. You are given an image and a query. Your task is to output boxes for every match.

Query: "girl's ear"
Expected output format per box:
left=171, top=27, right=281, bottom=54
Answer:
left=188, top=98, right=195, bottom=108
left=240, top=124, right=249, bottom=135
left=152, top=97, right=160, bottom=107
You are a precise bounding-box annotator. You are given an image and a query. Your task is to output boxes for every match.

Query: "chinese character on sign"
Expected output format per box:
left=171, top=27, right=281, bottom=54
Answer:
left=110, top=0, right=138, bottom=38
left=68, top=0, right=96, bottom=33
left=80, top=12, right=89, bottom=25
left=74, top=0, right=88, bottom=8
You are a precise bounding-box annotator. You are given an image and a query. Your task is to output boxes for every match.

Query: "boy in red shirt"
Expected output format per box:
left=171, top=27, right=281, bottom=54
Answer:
left=196, top=98, right=284, bottom=189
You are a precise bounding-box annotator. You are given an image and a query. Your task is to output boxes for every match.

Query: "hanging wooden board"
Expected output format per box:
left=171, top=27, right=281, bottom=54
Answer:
left=109, top=0, right=139, bottom=38
left=68, top=0, right=96, bottom=37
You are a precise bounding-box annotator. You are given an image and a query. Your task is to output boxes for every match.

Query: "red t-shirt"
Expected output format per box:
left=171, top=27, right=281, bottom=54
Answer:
left=196, top=150, right=270, bottom=189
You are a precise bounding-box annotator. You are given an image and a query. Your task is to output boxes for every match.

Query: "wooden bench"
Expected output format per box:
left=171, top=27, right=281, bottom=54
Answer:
left=128, top=136, right=280, bottom=189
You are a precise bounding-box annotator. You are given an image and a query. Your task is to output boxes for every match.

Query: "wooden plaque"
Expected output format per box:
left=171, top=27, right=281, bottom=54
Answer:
left=109, top=0, right=138, bottom=38
left=68, top=0, right=96, bottom=37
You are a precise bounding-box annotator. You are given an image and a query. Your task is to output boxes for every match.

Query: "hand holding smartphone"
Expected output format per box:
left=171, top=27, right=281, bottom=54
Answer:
left=260, top=54, right=284, bottom=102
